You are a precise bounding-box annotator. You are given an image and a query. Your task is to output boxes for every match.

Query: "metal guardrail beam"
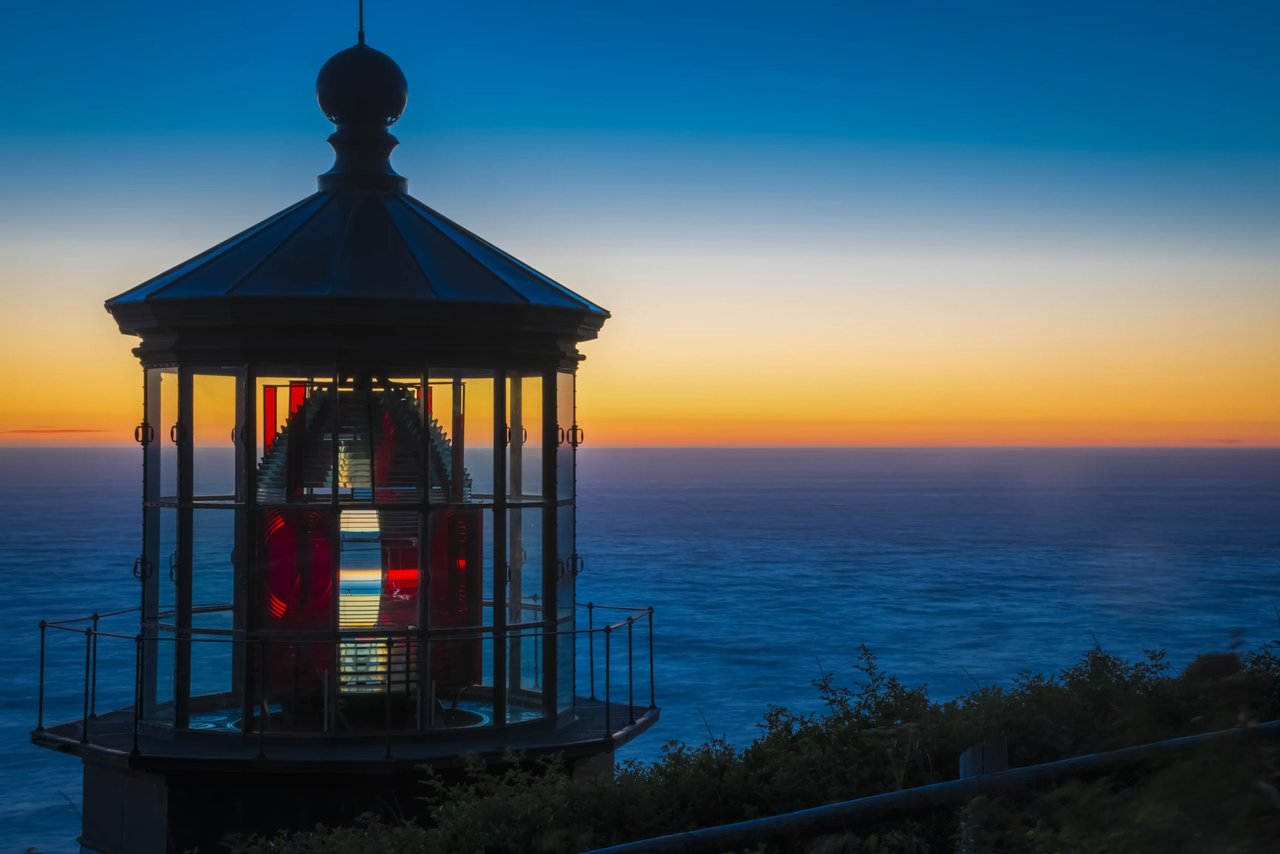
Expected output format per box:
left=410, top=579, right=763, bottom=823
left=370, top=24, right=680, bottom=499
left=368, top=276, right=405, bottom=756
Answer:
left=586, top=719, right=1280, bottom=854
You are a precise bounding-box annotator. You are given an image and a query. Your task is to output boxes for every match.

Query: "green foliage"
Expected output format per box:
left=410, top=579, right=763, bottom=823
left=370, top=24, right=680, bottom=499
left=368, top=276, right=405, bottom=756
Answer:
left=226, top=815, right=429, bottom=854
left=229, top=643, right=1280, bottom=854
left=966, top=739, right=1280, bottom=853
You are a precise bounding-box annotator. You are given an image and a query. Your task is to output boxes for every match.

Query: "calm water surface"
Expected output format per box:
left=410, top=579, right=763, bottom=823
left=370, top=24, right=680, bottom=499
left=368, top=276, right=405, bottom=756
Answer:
left=1, top=447, right=1277, bottom=853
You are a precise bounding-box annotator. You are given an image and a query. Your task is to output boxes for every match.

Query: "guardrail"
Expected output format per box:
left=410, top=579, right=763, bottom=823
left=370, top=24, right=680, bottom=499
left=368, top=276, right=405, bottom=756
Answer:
left=585, top=720, right=1280, bottom=853
left=35, top=601, right=655, bottom=757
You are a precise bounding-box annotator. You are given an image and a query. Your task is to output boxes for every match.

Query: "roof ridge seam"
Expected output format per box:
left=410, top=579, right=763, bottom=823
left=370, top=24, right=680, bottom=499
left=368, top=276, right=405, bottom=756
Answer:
left=117, top=193, right=325, bottom=302
left=223, top=195, right=336, bottom=297
left=397, top=195, right=532, bottom=304
left=399, top=193, right=535, bottom=303
left=383, top=194, right=441, bottom=299
left=402, top=195, right=604, bottom=312
left=326, top=193, right=362, bottom=296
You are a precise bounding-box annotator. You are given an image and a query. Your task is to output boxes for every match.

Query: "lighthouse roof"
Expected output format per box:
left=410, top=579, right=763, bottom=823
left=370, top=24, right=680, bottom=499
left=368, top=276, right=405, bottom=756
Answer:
left=105, top=41, right=607, bottom=368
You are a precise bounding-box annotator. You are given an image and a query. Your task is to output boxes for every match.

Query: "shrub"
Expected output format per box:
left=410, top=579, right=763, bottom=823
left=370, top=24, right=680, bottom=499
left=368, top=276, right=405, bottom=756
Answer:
left=230, top=644, right=1280, bottom=853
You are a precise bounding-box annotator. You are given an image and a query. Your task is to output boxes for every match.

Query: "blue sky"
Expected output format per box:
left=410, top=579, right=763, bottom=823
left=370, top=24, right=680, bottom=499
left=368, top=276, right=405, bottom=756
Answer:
left=2, top=1, right=1278, bottom=445
left=5, top=1, right=1278, bottom=149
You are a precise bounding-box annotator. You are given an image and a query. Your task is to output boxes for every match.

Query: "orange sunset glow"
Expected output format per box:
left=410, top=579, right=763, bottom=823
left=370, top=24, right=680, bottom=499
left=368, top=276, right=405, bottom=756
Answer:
left=3, top=235, right=1277, bottom=447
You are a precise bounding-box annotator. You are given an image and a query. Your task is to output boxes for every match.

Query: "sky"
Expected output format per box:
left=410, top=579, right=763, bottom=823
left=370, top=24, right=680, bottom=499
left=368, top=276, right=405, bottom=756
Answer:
left=1, top=0, right=1277, bottom=446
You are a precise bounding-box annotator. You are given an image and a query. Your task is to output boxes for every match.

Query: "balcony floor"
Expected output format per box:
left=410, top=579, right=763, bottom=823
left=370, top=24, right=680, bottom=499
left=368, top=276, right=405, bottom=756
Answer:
left=32, top=697, right=658, bottom=774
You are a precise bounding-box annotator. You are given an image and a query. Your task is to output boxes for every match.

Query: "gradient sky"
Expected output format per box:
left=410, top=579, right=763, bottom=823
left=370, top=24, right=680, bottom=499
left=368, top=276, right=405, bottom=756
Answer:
left=2, top=1, right=1277, bottom=446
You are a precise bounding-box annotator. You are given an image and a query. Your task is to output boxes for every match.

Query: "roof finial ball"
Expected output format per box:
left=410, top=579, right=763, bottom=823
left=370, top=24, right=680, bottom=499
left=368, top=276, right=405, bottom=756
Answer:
left=315, top=29, right=410, bottom=192
left=316, top=44, right=407, bottom=127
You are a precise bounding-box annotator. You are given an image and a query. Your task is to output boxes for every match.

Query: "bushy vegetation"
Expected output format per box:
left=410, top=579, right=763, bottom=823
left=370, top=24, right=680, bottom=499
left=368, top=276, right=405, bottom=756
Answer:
left=230, top=644, right=1280, bottom=853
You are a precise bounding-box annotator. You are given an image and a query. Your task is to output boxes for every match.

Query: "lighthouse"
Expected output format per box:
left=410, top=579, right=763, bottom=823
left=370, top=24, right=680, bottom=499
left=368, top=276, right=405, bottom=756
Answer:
left=32, top=28, right=657, bottom=854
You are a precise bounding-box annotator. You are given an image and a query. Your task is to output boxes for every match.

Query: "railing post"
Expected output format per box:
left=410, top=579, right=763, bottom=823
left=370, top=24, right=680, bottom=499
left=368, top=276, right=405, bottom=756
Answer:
left=415, top=634, right=424, bottom=733
left=627, top=616, right=635, bottom=725
left=404, top=636, right=412, bottom=734
left=132, top=634, right=143, bottom=755
left=81, top=627, right=92, bottom=743
left=959, top=735, right=1009, bottom=854
left=426, top=634, right=435, bottom=730
left=587, top=602, right=596, bottom=700
left=647, top=607, right=655, bottom=709
left=90, top=613, right=100, bottom=718
left=384, top=638, right=393, bottom=759
left=603, top=625, right=612, bottom=737
left=257, top=638, right=267, bottom=759
left=36, top=621, right=47, bottom=732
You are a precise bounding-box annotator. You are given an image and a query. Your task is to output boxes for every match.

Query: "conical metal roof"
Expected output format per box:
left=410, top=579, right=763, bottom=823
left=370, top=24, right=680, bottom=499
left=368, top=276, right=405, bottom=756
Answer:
left=106, top=42, right=608, bottom=369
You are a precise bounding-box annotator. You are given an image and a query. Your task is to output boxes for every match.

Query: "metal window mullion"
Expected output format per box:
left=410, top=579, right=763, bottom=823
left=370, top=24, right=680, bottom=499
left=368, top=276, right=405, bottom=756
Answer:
left=232, top=365, right=253, bottom=721
left=451, top=378, right=465, bottom=502
left=507, top=376, right=523, bottom=699
left=174, top=366, right=194, bottom=728
left=331, top=368, right=341, bottom=510
left=327, top=366, right=341, bottom=734
left=492, top=371, right=508, bottom=727
left=541, top=371, right=558, bottom=721
left=362, top=370, right=377, bottom=502
left=568, top=371, right=578, bottom=711
left=142, top=368, right=161, bottom=717
left=238, top=365, right=257, bottom=734
left=417, top=366, right=430, bottom=732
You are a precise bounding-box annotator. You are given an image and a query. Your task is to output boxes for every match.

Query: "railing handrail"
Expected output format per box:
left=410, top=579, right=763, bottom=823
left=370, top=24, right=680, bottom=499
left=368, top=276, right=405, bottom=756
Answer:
left=46, top=603, right=650, bottom=642
left=45, top=605, right=142, bottom=627
left=44, top=602, right=650, bottom=631
left=47, top=619, right=651, bottom=643
left=35, top=601, right=657, bottom=753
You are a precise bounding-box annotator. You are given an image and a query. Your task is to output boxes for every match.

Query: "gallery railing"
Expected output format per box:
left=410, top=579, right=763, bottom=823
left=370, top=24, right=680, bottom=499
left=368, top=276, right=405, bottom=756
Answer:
left=34, top=601, right=655, bottom=757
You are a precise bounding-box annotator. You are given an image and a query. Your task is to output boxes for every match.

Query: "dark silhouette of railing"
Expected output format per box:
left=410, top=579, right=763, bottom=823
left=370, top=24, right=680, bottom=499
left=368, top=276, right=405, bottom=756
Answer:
left=35, top=601, right=655, bottom=757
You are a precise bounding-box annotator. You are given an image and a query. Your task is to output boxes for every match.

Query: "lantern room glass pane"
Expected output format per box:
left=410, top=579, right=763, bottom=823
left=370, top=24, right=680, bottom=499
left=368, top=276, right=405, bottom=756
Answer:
left=147, top=506, right=178, bottom=724
left=556, top=372, right=574, bottom=501
left=555, top=503, right=575, bottom=713
left=255, top=375, right=336, bottom=505
left=426, top=635, right=496, bottom=730
left=506, top=507, right=545, bottom=721
left=423, top=379, right=448, bottom=502
left=425, top=505, right=493, bottom=722
left=423, top=374, right=493, bottom=505
left=192, top=373, right=237, bottom=503
left=334, top=507, right=422, bottom=732
left=327, top=373, right=423, bottom=506
left=556, top=503, right=575, bottom=621
left=506, top=374, right=543, bottom=504
left=151, top=637, right=176, bottom=726
left=366, top=378, right=425, bottom=507
left=556, top=615, right=574, bottom=714
left=426, top=506, right=489, bottom=627
left=465, top=375, right=496, bottom=501
left=190, top=509, right=236, bottom=706
left=507, top=507, right=543, bottom=627
left=155, top=368, right=178, bottom=503
left=250, top=506, right=337, bottom=733
left=507, top=623, right=544, bottom=723
left=158, top=507, right=178, bottom=616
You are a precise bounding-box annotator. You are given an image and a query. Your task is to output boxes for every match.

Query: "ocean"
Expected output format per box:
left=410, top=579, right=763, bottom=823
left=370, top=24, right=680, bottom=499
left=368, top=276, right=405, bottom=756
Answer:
left=2, top=446, right=1278, bottom=853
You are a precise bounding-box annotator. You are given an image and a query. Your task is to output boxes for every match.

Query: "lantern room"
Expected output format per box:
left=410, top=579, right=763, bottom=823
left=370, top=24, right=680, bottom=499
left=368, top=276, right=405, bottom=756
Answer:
left=32, top=33, right=657, bottom=854
left=129, top=365, right=576, bottom=735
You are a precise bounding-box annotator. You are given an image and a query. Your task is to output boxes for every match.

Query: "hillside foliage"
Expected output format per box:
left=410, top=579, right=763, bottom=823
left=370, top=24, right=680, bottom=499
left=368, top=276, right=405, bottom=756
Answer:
left=230, top=643, right=1280, bottom=853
